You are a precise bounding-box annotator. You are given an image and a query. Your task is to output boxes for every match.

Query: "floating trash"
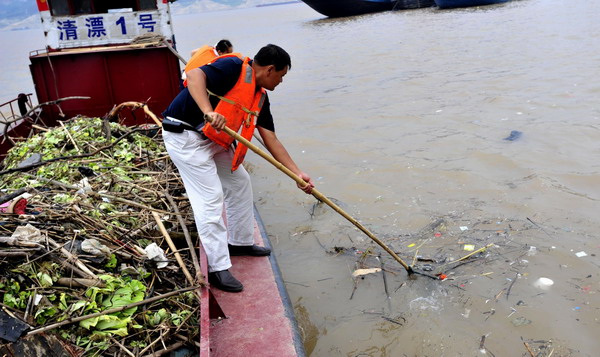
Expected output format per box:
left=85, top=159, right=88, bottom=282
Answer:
left=409, top=295, right=443, bottom=311
left=351, top=268, right=382, bottom=278
left=533, top=277, right=554, bottom=290
left=575, top=251, right=588, bottom=258
left=503, top=130, right=523, bottom=141
left=511, top=316, right=532, bottom=327
left=461, top=308, right=471, bottom=318
left=420, top=264, right=434, bottom=271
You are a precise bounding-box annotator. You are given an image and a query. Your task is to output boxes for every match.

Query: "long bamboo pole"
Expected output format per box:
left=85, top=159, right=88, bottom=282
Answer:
left=203, top=115, right=414, bottom=275
left=152, top=211, right=198, bottom=286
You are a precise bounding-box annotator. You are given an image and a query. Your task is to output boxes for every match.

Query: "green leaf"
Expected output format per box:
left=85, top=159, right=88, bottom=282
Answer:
left=3, top=293, right=18, bottom=308
left=80, top=316, right=100, bottom=329
left=69, top=300, right=88, bottom=313
left=34, top=306, right=58, bottom=324
left=100, top=278, right=146, bottom=317
left=82, top=315, right=132, bottom=337
left=38, top=272, right=54, bottom=287
left=150, top=308, right=169, bottom=326
left=58, top=293, right=68, bottom=311
left=92, top=326, right=129, bottom=337
left=105, top=254, right=117, bottom=268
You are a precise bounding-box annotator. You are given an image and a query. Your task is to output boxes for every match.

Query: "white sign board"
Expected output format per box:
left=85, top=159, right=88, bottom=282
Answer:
left=39, top=5, right=174, bottom=49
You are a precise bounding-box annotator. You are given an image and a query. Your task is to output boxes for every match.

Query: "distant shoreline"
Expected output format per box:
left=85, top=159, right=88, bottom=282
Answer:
left=0, top=0, right=298, bottom=32
left=256, top=0, right=300, bottom=7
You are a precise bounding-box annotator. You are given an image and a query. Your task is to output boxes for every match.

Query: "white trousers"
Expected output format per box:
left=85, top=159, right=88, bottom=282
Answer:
left=163, top=129, right=255, bottom=272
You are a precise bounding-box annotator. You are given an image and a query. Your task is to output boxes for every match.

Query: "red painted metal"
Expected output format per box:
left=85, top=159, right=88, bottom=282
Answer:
left=29, top=45, right=181, bottom=125
left=208, top=223, right=300, bottom=357
left=0, top=94, right=51, bottom=161
left=35, top=0, right=49, bottom=11
left=199, top=244, right=212, bottom=357
left=200, top=243, right=227, bottom=357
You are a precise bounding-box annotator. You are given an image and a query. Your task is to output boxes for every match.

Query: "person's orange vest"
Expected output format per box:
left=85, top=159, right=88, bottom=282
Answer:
left=202, top=57, right=266, bottom=172
left=185, top=45, right=216, bottom=73
left=183, top=45, right=242, bottom=87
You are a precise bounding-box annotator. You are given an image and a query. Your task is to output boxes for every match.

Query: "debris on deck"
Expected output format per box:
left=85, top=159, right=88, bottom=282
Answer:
left=0, top=115, right=201, bottom=356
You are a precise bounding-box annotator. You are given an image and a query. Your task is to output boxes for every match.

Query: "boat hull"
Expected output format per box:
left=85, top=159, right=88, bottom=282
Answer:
left=301, top=0, right=394, bottom=17
left=434, top=0, right=509, bottom=9
left=202, top=205, right=306, bottom=357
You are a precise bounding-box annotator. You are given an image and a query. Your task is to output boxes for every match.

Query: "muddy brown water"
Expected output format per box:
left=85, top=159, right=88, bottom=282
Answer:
left=2, top=0, right=599, bottom=355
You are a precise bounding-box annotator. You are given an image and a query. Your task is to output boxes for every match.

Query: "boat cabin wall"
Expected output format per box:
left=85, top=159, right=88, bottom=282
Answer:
left=36, top=0, right=175, bottom=50
left=29, top=46, right=181, bottom=126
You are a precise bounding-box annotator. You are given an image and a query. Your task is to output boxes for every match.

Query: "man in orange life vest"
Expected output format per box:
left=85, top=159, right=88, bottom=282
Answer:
left=162, top=44, right=314, bottom=292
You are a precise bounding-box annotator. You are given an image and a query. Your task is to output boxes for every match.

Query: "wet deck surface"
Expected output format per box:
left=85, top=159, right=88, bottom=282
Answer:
left=208, top=223, right=300, bottom=357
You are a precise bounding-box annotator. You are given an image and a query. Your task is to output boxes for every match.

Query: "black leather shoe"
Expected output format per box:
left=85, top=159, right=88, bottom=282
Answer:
left=208, top=270, right=243, bottom=292
left=228, top=244, right=271, bottom=256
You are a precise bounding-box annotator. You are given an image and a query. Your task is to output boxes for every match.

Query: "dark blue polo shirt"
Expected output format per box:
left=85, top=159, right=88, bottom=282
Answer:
left=162, top=57, right=275, bottom=132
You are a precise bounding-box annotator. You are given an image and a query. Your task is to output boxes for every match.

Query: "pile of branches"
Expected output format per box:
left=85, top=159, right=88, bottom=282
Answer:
left=0, top=115, right=202, bottom=356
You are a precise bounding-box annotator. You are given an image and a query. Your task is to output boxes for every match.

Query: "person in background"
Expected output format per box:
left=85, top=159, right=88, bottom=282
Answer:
left=162, top=44, right=314, bottom=293
left=181, top=39, right=236, bottom=87
left=191, top=39, right=233, bottom=58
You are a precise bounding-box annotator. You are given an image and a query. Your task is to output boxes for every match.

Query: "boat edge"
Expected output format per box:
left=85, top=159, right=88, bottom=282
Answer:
left=253, top=204, right=307, bottom=357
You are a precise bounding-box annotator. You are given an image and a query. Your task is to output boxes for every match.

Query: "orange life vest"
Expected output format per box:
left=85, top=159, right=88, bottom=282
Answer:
left=185, top=45, right=216, bottom=74
left=183, top=46, right=242, bottom=87
left=202, top=57, right=266, bottom=172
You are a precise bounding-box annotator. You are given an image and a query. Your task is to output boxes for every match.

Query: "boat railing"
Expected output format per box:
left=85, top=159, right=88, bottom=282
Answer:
left=0, top=93, right=35, bottom=133
left=29, top=35, right=173, bottom=59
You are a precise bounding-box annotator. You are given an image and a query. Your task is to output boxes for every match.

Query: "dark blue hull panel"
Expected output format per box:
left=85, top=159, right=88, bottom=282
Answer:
left=301, top=0, right=394, bottom=17
left=434, top=0, right=509, bottom=9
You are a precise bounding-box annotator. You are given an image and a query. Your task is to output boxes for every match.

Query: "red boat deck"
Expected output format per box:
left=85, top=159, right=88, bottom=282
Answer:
left=199, top=206, right=305, bottom=357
